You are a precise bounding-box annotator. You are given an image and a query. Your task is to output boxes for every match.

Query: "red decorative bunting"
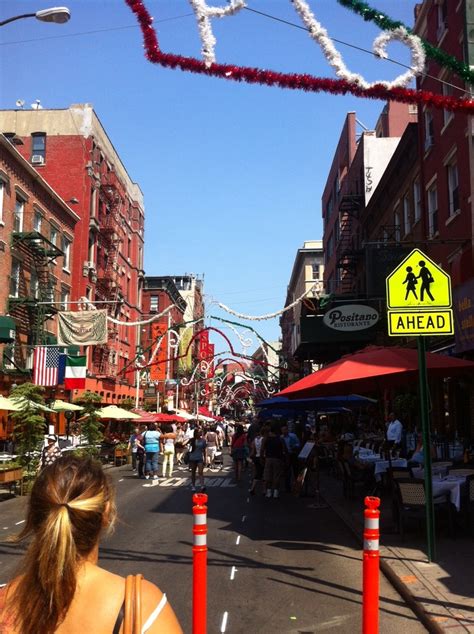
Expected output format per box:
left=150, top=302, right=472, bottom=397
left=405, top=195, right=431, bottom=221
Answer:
left=125, top=0, right=474, bottom=114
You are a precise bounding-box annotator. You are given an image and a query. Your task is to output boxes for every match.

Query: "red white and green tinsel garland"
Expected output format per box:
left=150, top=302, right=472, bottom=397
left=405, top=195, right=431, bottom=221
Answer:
left=125, top=0, right=474, bottom=114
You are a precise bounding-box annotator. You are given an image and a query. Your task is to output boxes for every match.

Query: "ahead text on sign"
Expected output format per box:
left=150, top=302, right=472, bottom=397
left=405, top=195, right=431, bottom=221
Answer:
left=388, top=310, right=454, bottom=336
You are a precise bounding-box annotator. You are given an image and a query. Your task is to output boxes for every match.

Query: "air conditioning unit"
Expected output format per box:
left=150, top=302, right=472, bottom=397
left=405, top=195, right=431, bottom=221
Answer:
left=31, top=155, right=44, bottom=165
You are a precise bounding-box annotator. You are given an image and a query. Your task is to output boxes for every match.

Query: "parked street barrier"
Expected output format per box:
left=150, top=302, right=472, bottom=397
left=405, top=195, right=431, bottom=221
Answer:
left=193, top=493, right=208, bottom=634
left=363, top=496, right=380, bottom=634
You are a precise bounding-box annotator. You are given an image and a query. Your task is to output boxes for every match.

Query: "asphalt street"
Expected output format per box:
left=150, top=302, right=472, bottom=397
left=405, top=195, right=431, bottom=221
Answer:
left=0, top=456, right=427, bottom=633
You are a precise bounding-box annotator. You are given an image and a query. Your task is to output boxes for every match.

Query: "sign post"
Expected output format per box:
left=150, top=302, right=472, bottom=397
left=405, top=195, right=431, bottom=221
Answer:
left=386, top=248, right=453, bottom=563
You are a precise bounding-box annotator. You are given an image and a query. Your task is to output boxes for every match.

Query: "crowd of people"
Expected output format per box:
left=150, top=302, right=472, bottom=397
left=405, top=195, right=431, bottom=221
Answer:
left=122, top=417, right=318, bottom=499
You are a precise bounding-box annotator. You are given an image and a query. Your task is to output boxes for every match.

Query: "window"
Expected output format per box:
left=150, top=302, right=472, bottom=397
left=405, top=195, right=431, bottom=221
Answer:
left=311, top=263, right=320, bottom=280
left=60, top=288, right=70, bottom=310
left=30, top=270, right=39, bottom=299
left=394, top=206, right=401, bottom=242
left=62, top=236, right=71, bottom=270
left=403, top=195, right=411, bottom=235
left=10, top=260, right=20, bottom=297
left=424, top=111, right=434, bottom=150
left=31, top=133, right=46, bottom=162
left=33, top=210, right=42, bottom=233
left=428, top=184, right=438, bottom=237
left=50, top=226, right=58, bottom=246
left=447, top=162, right=459, bottom=217
left=150, top=296, right=159, bottom=312
left=0, top=179, right=4, bottom=224
left=413, top=180, right=422, bottom=224
left=437, top=1, right=447, bottom=39
left=442, top=83, right=453, bottom=127
left=13, top=197, right=24, bottom=232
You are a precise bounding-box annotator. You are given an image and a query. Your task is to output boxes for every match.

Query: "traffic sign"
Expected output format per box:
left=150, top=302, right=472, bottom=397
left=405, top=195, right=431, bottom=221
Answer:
left=388, top=310, right=454, bottom=336
left=386, top=248, right=452, bottom=310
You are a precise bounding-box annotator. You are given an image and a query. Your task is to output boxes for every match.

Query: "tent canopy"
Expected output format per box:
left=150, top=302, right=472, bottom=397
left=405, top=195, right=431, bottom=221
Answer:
left=256, top=394, right=377, bottom=410
left=51, top=400, right=84, bottom=412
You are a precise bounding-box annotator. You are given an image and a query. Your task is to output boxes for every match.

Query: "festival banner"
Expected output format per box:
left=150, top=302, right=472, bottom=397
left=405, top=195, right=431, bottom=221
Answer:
left=150, top=322, right=167, bottom=382
left=178, top=328, right=193, bottom=374
left=57, top=310, right=107, bottom=346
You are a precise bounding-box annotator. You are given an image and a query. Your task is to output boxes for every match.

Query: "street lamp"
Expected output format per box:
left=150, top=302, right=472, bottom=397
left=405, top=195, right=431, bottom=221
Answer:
left=0, top=7, right=71, bottom=27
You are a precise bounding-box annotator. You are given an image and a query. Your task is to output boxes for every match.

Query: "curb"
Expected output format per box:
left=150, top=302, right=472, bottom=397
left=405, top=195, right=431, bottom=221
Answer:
left=317, top=492, right=444, bottom=633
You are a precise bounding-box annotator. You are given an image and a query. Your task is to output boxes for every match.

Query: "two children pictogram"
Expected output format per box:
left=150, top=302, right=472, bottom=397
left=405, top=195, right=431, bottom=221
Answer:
left=402, top=260, right=435, bottom=302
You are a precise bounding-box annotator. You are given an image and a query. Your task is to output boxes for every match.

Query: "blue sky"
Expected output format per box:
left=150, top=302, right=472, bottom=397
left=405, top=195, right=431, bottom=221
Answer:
left=0, top=0, right=418, bottom=352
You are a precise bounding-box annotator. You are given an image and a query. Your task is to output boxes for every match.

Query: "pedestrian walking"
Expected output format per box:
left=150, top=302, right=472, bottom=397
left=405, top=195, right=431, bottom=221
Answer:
left=127, top=426, right=140, bottom=472
left=174, top=424, right=187, bottom=466
left=230, top=423, right=247, bottom=482
left=188, top=429, right=207, bottom=493
left=135, top=423, right=147, bottom=478
left=204, top=424, right=220, bottom=469
left=38, top=434, right=62, bottom=471
left=282, top=424, right=301, bottom=492
left=161, top=424, right=176, bottom=478
left=248, top=424, right=265, bottom=495
left=143, top=423, right=161, bottom=484
left=0, top=454, right=183, bottom=634
left=262, top=423, right=288, bottom=499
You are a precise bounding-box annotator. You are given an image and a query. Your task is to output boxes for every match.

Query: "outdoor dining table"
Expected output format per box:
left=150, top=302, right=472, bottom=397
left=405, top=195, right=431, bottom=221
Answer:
left=431, top=475, right=467, bottom=512
left=0, top=454, right=17, bottom=462
left=356, top=452, right=407, bottom=480
left=412, top=462, right=454, bottom=478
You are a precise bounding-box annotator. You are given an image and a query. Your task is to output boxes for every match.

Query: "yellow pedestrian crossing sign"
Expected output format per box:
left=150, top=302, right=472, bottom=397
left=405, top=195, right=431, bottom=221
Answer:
left=386, top=249, right=452, bottom=310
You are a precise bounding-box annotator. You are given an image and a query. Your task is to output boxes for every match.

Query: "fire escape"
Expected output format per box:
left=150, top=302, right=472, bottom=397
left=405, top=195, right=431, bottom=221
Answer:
left=7, top=222, right=64, bottom=371
left=335, top=194, right=364, bottom=295
left=93, top=169, right=123, bottom=376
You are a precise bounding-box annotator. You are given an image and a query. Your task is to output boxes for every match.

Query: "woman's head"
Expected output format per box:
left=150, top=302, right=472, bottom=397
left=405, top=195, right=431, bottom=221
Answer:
left=235, top=424, right=244, bottom=436
left=8, top=455, right=116, bottom=634
left=148, top=422, right=156, bottom=431
left=163, top=423, right=174, bottom=434
left=194, top=428, right=202, bottom=439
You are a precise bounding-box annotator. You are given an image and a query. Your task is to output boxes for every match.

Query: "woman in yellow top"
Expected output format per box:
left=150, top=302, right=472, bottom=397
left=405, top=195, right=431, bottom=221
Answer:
left=0, top=454, right=183, bottom=634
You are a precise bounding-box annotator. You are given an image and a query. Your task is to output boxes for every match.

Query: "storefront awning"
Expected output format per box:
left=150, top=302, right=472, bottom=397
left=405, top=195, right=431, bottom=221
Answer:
left=0, top=316, right=16, bottom=343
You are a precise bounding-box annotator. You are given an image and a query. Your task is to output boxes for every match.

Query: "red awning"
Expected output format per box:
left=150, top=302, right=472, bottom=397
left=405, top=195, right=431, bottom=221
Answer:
left=278, top=345, right=474, bottom=399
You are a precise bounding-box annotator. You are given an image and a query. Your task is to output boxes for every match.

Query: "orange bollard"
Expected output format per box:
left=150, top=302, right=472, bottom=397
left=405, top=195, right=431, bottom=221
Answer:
left=363, top=496, right=380, bottom=634
left=192, top=493, right=208, bottom=634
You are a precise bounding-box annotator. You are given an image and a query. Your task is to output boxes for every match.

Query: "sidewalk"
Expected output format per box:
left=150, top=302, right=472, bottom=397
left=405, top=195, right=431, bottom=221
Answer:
left=318, top=471, right=474, bottom=633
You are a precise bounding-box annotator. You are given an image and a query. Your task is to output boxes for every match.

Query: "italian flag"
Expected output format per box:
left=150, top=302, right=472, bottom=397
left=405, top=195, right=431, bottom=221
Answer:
left=64, top=355, right=87, bottom=389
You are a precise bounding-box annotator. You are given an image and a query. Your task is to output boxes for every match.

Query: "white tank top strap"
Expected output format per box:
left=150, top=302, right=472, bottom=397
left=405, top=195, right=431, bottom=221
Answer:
left=142, top=593, right=167, bottom=633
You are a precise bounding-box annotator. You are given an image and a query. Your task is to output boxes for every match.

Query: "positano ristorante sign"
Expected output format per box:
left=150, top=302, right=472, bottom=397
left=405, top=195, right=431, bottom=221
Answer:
left=323, top=305, right=379, bottom=332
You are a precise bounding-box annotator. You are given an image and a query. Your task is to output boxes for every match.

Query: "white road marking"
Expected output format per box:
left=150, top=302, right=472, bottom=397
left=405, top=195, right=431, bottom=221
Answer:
left=241, top=515, right=246, bottom=523
left=2, top=527, right=8, bottom=530
left=220, top=611, right=229, bottom=633
left=15, top=520, right=25, bottom=525
left=235, top=535, right=241, bottom=545
left=119, top=478, right=124, bottom=482
left=230, top=566, right=237, bottom=580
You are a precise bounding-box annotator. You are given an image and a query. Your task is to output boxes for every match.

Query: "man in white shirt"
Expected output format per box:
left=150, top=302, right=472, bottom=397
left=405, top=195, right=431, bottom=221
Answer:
left=386, top=412, right=403, bottom=447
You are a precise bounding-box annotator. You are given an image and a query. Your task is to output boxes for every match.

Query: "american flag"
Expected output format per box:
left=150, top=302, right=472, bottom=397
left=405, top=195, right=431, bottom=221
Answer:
left=33, top=346, right=62, bottom=386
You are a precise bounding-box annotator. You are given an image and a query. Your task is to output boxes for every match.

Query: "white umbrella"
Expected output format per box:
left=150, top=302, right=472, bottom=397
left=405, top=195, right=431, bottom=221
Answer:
left=0, top=395, right=21, bottom=411
left=51, top=400, right=84, bottom=412
left=10, top=397, right=56, bottom=413
left=97, top=405, right=142, bottom=420
left=173, top=409, right=196, bottom=421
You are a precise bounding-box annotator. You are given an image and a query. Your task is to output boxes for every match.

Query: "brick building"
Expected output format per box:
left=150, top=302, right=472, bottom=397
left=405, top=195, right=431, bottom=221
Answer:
left=0, top=105, right=145, bottom=404
left=141, top=276, right=187, bottom=409
left=0, top=134, right=79, bottom=400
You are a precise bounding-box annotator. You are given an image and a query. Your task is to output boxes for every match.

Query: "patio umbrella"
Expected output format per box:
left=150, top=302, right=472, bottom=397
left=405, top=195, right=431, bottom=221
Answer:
left=278, top=345, right=474, bottom=399
left=10, top=397, right=56, bottom=413
left=96, top=405, right=142, bottom=420
left=51, top=400, right=84, bottom=412
left=0, top=395, right=21, bottom=411
left=155, top=412, right=187, bottom=423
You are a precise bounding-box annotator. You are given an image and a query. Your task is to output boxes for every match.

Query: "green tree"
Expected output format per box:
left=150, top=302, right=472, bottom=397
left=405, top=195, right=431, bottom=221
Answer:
left=121, top=397, right=134, bottom=411
left=74, top=390, right=103, bottom=451
left=9, top=382, right=48, bottom=472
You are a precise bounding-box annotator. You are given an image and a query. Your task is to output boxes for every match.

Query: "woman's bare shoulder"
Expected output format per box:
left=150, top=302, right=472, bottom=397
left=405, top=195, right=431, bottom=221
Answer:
left=141, top=579, right=183, bottom=633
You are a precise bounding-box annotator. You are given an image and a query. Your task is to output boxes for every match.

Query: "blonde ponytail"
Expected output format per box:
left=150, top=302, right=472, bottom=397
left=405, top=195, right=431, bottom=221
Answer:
left=7, top=455, right=114, bottom=634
